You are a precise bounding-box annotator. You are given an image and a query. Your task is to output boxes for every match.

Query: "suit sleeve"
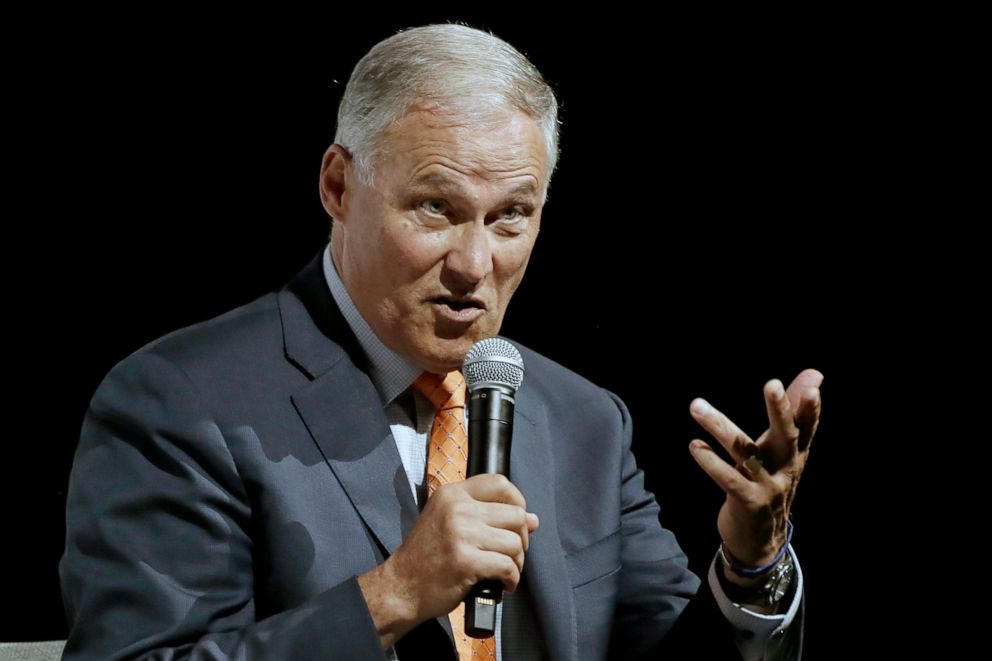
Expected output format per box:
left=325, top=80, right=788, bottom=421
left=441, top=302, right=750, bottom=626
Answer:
left=602, top=388, right=755, bottom=660
left=59, top=350, right=387, bottom=660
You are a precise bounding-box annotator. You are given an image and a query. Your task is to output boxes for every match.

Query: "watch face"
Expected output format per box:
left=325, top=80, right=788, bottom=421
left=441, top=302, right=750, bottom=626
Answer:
left=765, top=558, right=794, bottom=605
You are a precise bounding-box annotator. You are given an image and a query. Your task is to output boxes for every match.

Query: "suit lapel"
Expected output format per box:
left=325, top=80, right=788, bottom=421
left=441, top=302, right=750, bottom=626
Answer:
left=278, top=248, right=419, bottom=557
left=291, top=362, right=420, bottom=556
left=512, top=389, right=577, bottom=661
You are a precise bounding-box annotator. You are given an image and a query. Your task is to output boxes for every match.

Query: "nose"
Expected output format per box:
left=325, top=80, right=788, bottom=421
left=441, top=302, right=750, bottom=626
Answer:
left=443, top=220, right=493, bottom=290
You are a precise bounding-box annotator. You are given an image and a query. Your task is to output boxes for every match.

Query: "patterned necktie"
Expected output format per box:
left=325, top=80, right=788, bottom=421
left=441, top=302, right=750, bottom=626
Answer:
left=412, top=370, right=497, bottom=661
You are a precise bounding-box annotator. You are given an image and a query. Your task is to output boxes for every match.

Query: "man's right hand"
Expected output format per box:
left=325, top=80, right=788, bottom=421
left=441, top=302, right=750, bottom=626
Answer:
left=357, top=474, right=540, bottom=648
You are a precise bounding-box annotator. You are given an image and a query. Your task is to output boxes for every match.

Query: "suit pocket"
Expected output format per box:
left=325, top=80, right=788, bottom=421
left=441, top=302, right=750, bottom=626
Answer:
left=564, top=527, right=622, bottom=589
left=565, top=527, right=622, bottom=658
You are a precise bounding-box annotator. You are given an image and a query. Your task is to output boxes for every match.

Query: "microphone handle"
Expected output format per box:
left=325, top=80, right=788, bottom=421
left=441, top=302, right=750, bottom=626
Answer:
left=464, top=386, right=515, bottom=638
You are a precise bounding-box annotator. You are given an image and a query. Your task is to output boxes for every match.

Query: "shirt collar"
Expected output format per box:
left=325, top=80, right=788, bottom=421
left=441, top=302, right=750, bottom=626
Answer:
left=322, top=242, right=423, bottom=407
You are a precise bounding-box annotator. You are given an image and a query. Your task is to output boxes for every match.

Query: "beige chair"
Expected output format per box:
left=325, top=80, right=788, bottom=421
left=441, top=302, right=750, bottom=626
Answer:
left=0, top=641, right=66, bottom=661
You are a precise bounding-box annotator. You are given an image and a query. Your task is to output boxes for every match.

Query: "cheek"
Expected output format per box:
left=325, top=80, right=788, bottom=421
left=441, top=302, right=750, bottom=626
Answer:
left=389, top=231, right=437, bottom=267
left=494, top=240, right=536, bottom=292
left=378, top=225, right=448, bottom=293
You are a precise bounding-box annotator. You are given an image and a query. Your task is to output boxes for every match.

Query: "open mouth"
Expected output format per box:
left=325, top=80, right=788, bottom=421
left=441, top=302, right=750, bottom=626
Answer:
left=430, top=296, right=486, bottom=322
left=431, top=296, right=485, bottom=311
left=444, top=299, right=476, bottom=311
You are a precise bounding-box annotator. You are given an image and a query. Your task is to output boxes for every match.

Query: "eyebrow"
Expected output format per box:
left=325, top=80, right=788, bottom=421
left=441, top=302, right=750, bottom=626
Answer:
left=407, top=172, right=541, bottom=204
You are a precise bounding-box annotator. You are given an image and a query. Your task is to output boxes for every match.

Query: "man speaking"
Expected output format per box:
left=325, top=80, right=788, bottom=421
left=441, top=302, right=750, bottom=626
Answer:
left=60, top=23, right=822, bottom=660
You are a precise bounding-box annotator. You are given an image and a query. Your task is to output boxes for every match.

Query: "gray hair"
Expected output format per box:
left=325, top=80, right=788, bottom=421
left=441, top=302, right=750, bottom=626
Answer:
left=333, top=23, right=561, bottom=199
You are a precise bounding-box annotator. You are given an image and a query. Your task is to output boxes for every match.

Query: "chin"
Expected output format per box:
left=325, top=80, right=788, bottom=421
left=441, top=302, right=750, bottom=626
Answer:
left=406, top=321, right=501, bottom=373
left=421, top=339, right=477, bottom=374
left=437, top=345, right=474, bottom=371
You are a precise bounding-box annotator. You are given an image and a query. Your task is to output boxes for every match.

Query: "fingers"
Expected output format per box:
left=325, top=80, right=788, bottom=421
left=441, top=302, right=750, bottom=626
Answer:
left=796, top=386, right=821, bottom=452
left=691, top=371, right=824, bottom=477
left=688, top=439, right=761, bottom=498
left=465, top=526, right=525, bottom=593
left=434, top=475, right=538, bottom=592
left=462, top=473, right=527, bottom=509
left=475, top=501, right=533, bottom=552
left=474, top=527, right=527, bottom=584
left=761, top=379, right=800, bottom=470
left=786, top=369, right=823, bottom=453
left=525, top=511, right=540, bottom=533
left=786, top=368, right=824, bottom=406
left=459, top=472, right=539, bottom=538
left=473, top=549, right=522, bottom=593
left=690, top=398, right=756, bottom=464
left=395, top=475, right=539, bottom=620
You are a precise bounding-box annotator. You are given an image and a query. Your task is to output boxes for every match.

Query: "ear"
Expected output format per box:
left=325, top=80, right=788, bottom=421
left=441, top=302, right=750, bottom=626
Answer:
left=318, top=144, right=353, bottom=222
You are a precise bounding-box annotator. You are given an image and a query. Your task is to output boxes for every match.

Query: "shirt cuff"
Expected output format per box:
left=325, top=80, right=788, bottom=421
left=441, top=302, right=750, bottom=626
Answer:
left=707, top=545, right=804, bottom=661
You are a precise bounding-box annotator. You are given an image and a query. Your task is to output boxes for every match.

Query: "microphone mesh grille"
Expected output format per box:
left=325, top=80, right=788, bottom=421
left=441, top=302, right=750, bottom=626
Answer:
left=463, top=338, right=525, bottom=391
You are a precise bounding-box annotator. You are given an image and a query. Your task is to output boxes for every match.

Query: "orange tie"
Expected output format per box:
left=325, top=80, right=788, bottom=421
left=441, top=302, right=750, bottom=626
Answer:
left=412, top=370, right=497, bottom=661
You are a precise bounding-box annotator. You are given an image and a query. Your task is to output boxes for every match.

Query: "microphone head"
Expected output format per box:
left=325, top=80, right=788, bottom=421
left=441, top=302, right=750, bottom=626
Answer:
left=463, top=338, right=525, bottom=392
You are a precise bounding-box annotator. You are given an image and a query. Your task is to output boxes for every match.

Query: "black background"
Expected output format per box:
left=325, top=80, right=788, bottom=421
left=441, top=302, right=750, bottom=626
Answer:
left=7, top=8, right=968, bottom=659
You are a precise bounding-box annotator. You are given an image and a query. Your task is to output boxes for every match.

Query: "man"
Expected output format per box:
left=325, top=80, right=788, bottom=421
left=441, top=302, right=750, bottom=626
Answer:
left=60, top=23, right=822, bottom=660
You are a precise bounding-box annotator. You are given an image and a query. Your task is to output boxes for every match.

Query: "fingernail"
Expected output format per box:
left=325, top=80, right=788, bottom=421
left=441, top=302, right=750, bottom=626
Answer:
left=691, top=399, right=709, bottom=415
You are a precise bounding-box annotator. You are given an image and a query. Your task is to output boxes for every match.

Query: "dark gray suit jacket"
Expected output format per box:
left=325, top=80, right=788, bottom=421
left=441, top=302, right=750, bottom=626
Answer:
left=60, top=248, right=793, bottom=659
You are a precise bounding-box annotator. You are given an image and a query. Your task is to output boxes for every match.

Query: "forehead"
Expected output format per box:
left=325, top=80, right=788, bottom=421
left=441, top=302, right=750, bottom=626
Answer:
left=378, top=109, right=548, bottom=195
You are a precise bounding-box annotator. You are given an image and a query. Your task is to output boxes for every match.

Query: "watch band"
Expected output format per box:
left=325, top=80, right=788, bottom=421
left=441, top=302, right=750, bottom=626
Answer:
left=717, top=550, right=795, bottom=607
left=719, top=520, right=794, bottom=578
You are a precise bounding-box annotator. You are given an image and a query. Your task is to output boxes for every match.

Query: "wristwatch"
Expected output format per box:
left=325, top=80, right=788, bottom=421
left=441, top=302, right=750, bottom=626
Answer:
left=717, top=550, right=795, bottom=607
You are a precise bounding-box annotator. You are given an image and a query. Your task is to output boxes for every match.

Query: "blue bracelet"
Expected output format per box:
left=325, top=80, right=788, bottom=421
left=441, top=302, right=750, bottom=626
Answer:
left=719, top=519, right=794, bottom=578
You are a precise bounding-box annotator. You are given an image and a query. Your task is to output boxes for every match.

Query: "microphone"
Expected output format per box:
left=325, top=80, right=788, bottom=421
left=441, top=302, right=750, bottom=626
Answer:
left=461, top=337, right=526, bottom=638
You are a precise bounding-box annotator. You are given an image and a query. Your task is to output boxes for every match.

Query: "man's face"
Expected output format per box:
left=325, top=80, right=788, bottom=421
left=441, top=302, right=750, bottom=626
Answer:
left=330, top=108, right=548, bottom=374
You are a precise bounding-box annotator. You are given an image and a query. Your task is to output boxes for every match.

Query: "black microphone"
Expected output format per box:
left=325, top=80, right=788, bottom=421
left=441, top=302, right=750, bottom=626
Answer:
left=461, top=337, right=526, bottom=638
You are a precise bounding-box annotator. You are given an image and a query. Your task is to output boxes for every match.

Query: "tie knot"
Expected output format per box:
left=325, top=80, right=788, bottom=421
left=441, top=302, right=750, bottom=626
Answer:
left=412, top=370, right=466, bottom=411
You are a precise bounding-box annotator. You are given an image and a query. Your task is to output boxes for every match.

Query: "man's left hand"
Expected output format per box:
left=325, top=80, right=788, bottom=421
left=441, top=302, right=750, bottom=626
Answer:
left=687, top=369, right=823, bottom=569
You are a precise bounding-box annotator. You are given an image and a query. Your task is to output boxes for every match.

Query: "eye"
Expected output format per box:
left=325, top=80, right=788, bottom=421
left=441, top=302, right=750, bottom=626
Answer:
left=498, top=206, right=529, bottom=222
left=419, top=199, right=448, bottom=216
